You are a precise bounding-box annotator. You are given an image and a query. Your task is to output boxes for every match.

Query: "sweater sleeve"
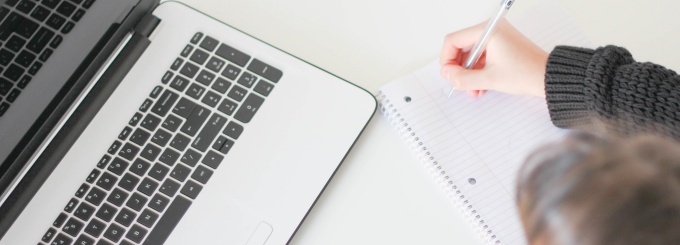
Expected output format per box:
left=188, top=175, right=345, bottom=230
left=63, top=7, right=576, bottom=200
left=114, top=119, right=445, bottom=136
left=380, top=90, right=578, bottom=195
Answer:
left=545, top=45, right=680, bottom=137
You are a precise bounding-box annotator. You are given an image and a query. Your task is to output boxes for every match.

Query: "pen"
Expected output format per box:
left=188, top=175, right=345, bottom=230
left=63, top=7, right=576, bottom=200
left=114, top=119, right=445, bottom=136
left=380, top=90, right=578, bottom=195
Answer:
left=447, top=0, right=515, bottom=97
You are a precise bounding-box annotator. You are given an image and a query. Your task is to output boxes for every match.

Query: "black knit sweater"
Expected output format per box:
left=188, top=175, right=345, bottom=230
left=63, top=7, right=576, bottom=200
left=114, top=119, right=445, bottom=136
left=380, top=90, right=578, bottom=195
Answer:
left=545, top=45, right=680, bottom=138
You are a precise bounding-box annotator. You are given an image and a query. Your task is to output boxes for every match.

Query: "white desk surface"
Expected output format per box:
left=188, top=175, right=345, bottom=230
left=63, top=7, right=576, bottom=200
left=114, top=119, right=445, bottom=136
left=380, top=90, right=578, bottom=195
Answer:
left=172, top=0, right=680, bottom=244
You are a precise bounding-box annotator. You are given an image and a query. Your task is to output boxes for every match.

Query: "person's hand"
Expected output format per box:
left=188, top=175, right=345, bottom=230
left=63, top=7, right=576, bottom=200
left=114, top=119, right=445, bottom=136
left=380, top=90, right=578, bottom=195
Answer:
left=440, top=20, right=548, bottom=97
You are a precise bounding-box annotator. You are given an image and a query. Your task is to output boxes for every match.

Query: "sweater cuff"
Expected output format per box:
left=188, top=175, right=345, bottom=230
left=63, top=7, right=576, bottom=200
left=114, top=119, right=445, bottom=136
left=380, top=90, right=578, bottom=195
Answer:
left=545, top=46, right=595, bottom=128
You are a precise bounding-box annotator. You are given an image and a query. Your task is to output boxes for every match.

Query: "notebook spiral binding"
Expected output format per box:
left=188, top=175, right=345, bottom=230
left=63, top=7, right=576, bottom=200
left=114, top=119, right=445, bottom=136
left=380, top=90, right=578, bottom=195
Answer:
left=377, top=92, right=501, bottom=245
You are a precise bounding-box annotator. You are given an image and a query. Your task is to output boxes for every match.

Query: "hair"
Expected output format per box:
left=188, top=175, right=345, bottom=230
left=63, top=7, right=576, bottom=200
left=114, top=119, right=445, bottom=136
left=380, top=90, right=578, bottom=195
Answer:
left=516, top=131, right=680, bottom=245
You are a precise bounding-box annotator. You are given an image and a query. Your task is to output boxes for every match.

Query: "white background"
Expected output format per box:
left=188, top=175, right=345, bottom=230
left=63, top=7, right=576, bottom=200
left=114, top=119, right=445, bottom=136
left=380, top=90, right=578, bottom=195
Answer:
left=168, top=0, right=680, bottom=244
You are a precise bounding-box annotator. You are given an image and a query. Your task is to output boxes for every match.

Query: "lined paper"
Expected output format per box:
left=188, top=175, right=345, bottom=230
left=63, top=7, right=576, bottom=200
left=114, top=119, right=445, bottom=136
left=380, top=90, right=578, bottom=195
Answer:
left=379, top=0, right=591, bottom=244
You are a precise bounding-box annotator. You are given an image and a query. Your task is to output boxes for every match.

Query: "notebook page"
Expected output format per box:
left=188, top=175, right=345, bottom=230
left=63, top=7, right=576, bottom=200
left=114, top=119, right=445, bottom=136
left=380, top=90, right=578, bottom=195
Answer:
left=379, top=0, right=591, bottom=244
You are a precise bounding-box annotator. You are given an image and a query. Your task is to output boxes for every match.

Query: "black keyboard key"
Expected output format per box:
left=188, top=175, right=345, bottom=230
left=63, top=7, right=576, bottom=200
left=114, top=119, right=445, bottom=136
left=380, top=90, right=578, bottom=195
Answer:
left=254, top=79, right=274, bottom=97
left=169, top=75, right=190, bottom=92
left=137, top=177, right=158, bottom=196
left=6, top=88, right=20, bottom=102
left=173, top=97, right=196, bottom=118
left=143, top=195, right=191, bottom=244
left=16, top=16, right=39, bottom=39
left=108, top=157, right=129, bottom=175
left=180, top=180, right=202, bottom=199
left=179, top=62, right=199, bottom=78
left=151, top=128, right=171, bottom=147
left=226, top=84, right=247, bottom=102
left=170, top=57, right=182, bottom=71
left=149, top=86, right=163, bottom=99
left=190, top=32, right=202, bottom=44
left=96, top=155, right=111, bottom=171
left=56, top=1, right=76, bottom=17
left=96, top=171, right=117, bottom=190
left=191, top=165, right=213, bottom=184
left=169, top=133, right=190, bottom=152
left=16, top=75, right=30, bottom=89
left=159, top=178, right=180, bottom=197
left=169, top=163, right=191, bottom=182
left=0, top=6, right=6, bottom=19
left=16, top=0, right=36, bottom=14
left=6, top=35, right=25, bottom=52
left=129, top=112, right=142, bottom=126
left=215, top=137, right=233, bottom=155
left=215, top=43, right=250, bottom=67
left=211, top=77, right=231, bottom=94
left=53, top=233, right=73, bottom=245
left=162, top=114, right=182, bottom=132
left=0, top=13, right=22, bottom=40
left=84, top=218, right=106, bottom=238
left=224, top=121, right=243, bottom=139
left=0, top=102, right=9, bottom=116
left=0, top=79, right=10, bottom=96
left=180, top=148, right=201, bottom=167
left=191, top=114, right=226, bottom=152
left=140, top=113, right=161, bottom=131
left=4, top=0, right=18, bottom=7
left=82, top=0, right=95, bottom=9
left=0, top=49, right=14, bottom=66
left=42, top=0, right=61, bottom=9
left=248, top=58, right=283, bottom=83
left=189, top=48, right=208, bottom=65
left=206, top=56, right=225, bottom=73
left=62, top=217, right=84, bottom=236
left=107, top=141, right=122, bottom=155
left=118, top=143, right=139, bottom=161
left=201, top=90, right=220, bottom=108
left=126, top=192, right=148, bottom=211
left=118, top=126, right=132, bottom=140
left=95, top=203, right=117, bottom=222
left=126, top=224, right=148, bottom=243
left=217, top=98, right=237, bottom=116
left=84, top=187, right=106, bottom=206
left=104, top=223, right=125, bottom=243
left=42, top=227, right=57, bottom=243
left=64, top=198, right=78, bottom=213
left=61, top=21, right=74, bottom=34
left=234, top=94, right=265, bottom=123
left=107, top=188, right=129, bottom=207
left=202, top=150, right=223, bottom=169
left=161, top=71, right=173, bottom=84
left=28, top=61, right=42, bottom=75
left=118, top=172, right=140, bottom=191
left=180, top=44, right=193, bottom=57
left=221, top=64, right=240, bottom=80
left=46, top=13, right=65, bottom=29
left=129, top=158, right=151, bottom=177
left=50, top=34, right=62, bottom=48
left=73, top=202, right=96, bottom=221
left=140, top=143, right=161, bottom=162
left=185, top=83, right=205, bottom=100
left=158, top=148, right=180, bottom=166
left=85, top=169, right=100, bottom=183
left=195, top=69, right=215, bottom=86
left=31, top=5, right=50, bottom=22
left=137, top=209, right=159, bottom=228
left=180, top=104, right=209, bottom=136
left=199, top=35, right=218, bottom=52
left=236, top=71, right=257, bottom=88
left=211, top=136, right=226, bottom=152
left=148, top=193, right=170, bottom=213
left=148, top=163, right=169, bottom=181
left=115, top=208, right=136, bottom=227
left=72, top=8, right=85, bottom=21
left=53, top=212, right=68, bottom=228
left=75, top=183, right=89, bottom=198
left=151, top=89, right=178, bottom=117
left=74, top=234, right=95, bottom=245
left=139, top=98, right=152, bottom=112
left=99, top=239, right=115, bottom=245
left=129, top=128, right=150, bottom=146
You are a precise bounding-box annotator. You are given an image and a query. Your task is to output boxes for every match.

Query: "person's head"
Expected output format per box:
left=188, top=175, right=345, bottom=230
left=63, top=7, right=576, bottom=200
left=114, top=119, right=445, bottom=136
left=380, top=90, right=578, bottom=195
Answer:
left=516, top=132, right=680, bottom=245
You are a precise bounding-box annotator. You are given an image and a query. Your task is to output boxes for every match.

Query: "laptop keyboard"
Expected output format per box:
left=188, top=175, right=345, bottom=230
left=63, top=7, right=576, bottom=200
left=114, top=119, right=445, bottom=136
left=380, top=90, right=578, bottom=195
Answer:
left=39, top=32, right=282, bottom=245
left=0, top=0, right=95, bottom=117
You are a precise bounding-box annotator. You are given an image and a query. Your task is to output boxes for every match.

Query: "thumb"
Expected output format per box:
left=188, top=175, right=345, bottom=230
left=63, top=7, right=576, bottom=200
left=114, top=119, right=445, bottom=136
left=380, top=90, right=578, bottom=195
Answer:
left=441, top=65, right=495, bottom=91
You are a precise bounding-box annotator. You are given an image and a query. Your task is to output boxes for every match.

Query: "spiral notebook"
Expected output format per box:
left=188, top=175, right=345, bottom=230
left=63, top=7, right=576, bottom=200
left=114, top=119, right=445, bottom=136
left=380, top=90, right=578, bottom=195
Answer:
left=378, top=1, right=591, bottom=244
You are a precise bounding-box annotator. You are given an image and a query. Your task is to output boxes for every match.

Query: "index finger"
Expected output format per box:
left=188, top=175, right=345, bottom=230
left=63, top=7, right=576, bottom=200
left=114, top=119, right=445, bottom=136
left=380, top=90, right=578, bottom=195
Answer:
left=439, top=21, right=488, bottom=66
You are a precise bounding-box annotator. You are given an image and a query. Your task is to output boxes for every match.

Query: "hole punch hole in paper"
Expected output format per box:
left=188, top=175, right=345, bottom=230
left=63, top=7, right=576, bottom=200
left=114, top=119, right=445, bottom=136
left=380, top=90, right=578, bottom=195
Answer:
left=468, top=178, right=477, bottom=185
left=404, top=96, right=411, bottom=103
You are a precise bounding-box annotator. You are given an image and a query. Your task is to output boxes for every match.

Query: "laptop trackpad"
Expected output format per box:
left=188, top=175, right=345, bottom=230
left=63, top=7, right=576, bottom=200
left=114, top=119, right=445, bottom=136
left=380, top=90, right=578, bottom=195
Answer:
left=245, top=222, right=273, bottom=245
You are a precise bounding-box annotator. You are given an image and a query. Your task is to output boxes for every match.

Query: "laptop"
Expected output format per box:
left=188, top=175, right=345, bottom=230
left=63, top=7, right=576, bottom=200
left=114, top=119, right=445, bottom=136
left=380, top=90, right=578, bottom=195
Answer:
left=0, top=0, right=376, bottom=244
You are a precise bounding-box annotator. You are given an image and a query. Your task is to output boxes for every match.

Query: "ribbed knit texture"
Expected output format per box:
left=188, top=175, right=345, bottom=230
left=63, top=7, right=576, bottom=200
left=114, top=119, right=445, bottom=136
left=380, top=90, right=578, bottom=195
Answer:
left=545, top=45, right=680, bottom=139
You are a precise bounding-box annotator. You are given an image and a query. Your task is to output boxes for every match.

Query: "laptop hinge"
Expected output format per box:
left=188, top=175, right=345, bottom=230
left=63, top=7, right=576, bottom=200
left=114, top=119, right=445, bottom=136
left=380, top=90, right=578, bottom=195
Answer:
left=135, top=14, right=161, bottom=38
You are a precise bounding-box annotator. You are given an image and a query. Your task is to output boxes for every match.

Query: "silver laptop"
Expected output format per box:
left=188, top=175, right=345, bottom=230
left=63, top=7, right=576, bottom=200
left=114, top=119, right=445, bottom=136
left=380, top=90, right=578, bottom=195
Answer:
left=0, top=0, right=376, bottom=244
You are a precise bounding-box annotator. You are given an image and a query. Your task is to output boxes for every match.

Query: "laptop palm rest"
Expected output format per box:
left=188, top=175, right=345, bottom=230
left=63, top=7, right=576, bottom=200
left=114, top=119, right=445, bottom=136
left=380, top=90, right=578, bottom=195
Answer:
left=245, top=222, right=273, bottom=245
